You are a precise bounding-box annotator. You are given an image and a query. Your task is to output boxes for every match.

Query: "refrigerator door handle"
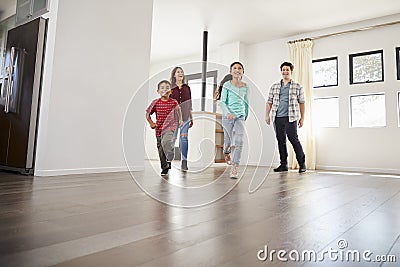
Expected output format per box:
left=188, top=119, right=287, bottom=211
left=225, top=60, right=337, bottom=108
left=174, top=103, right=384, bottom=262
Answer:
left=1, top=70, right=8, bottom=109
left=3, top=67, right=10, bottom=113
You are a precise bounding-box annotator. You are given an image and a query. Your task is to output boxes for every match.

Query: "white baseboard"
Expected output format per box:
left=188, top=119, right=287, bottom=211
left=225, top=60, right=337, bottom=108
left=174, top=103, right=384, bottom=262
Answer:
left=34, top=165, right=144, bottom=177
left=34, top=163, right=399, bottom=177
left=316, top=165, right=400, bottom=175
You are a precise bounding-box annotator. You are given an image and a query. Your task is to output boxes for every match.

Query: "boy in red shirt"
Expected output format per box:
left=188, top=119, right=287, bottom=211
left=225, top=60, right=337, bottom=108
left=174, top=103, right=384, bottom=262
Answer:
left=146, top=80, right=183, bottom=175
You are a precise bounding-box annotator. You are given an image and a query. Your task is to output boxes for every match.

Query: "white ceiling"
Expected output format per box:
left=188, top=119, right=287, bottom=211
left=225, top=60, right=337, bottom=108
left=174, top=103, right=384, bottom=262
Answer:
left=0, top=0, right=16, bottom=20
left=151, top=0, right=400, bottom=63
left=1, top=0, right=399, bottom=64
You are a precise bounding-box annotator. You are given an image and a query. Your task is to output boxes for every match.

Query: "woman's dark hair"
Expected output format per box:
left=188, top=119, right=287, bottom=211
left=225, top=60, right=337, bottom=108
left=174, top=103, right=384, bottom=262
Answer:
left=280, top=62, right=294, bottom=71
left=214, top=74, right=232, bottom=100
left=230, top=61, right=244, bottom=73
left=169, top=66, right=186, bottom=88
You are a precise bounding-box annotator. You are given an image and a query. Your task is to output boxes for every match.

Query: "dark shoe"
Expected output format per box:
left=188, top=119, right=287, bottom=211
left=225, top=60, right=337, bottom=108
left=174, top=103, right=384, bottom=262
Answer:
left=299, top=164, right=306, bottom=173
left=161, top=168, right=169, bottom=176
left=273, top=165, right=288, bottom=172
left=181, top=160, right=188, bottom=171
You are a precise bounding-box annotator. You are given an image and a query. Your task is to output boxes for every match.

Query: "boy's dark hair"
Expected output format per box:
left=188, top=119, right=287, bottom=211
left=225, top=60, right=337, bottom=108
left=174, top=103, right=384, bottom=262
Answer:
left=280, top=62, right=294, bottom=71
left=214, top=74, right=232, bottom=100
left=157, top=80, right=171, bottom=90
left=230, top=61, right=244, bottom=73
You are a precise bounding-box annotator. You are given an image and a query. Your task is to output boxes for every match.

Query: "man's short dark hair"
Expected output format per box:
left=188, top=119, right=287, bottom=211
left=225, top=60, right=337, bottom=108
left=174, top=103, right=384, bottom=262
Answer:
left=280, top=62, right=294, bottom=71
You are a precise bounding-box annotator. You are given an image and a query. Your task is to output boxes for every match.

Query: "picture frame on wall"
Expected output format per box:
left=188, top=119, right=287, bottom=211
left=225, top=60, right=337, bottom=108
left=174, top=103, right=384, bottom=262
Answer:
left=396, top=47, right=400, bottom=80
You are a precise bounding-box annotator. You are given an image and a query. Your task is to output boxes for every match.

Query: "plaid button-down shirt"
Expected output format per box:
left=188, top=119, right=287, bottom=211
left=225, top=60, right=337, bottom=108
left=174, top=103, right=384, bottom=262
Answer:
left=267, top=80, right=305, bottom=122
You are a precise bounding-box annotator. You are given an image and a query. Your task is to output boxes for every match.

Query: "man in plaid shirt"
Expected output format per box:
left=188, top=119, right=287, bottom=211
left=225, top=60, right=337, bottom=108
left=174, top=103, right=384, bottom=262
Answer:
left=265, top=62, right=306, bottom=173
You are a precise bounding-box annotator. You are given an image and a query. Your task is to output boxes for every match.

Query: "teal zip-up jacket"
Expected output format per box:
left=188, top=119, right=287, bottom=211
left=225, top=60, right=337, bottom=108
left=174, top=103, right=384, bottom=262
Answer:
left=220, top=81, right=249, bottom=119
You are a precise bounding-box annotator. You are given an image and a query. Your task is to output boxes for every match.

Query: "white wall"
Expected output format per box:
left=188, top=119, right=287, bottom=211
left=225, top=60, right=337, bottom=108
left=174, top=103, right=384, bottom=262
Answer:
left=311, top=19, right=400, bottom=174
left=35, top=0, right=154, bottom=176
left=245, top=39, right=290, bottom=167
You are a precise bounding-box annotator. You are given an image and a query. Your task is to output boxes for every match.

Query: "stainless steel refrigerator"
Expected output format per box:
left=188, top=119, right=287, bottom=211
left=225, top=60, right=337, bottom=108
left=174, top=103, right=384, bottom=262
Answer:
left=0, top=17, right=47, bottom=175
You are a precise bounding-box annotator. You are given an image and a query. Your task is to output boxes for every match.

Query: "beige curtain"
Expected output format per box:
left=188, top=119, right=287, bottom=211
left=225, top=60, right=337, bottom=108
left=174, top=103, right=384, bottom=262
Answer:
left=288, top=40, right=316, bottom=170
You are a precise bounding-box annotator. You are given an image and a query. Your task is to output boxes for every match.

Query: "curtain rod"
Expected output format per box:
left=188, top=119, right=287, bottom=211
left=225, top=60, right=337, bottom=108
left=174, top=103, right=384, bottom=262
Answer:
left=288, top=20, right=400, bottom=43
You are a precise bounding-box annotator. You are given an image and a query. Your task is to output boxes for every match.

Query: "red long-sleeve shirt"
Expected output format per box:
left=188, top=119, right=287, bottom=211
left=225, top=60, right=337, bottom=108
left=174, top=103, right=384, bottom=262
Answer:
left=146, top=98, right=179, bottom=137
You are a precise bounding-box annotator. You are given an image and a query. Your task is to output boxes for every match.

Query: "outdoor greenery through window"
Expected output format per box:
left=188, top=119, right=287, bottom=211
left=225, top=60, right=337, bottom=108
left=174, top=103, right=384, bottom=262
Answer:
left=350, top=94, right=386, bottom=127
left=313, top=97, right=339, bottom=127
left=312, top=57, right=338, bottom=88
left=349, top=50, right=384, bottom=84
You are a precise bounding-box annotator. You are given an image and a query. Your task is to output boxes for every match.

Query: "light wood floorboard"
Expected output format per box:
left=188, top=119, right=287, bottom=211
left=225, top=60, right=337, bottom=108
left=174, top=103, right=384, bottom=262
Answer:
left=0, top=161, right=399, bottom=266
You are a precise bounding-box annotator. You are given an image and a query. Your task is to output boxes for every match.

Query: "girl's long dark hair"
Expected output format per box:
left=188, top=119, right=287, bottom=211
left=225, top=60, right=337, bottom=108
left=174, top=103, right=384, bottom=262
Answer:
left=214, top=74, right=232, bottom=100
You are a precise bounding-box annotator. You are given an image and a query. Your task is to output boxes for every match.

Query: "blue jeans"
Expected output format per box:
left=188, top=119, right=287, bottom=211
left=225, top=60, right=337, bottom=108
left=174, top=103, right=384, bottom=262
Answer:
left=222, top=115, right=245, bottom=165
left=174, top=119, right=190, bottom=161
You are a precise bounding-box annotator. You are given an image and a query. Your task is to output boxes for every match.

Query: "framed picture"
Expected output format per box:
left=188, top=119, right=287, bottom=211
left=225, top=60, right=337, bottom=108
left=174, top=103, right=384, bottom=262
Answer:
left=396, top=47, right=400, bottom=80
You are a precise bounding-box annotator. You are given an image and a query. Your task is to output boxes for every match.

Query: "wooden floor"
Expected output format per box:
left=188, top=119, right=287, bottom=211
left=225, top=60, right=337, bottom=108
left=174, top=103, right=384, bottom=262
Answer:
left=0, top=161, right=399, bottom=267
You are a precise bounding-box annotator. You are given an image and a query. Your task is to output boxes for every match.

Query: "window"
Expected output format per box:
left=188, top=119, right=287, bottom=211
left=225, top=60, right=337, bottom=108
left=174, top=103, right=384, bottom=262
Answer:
left=186, top=70, right=217, bottom=112
left=349, top=50, right=384, bottom=84
left=396, top=47, right=400, bottom=80
left=350, top=94, right=386, bottom=127
left=312, top=57, right=338, bottom=88
left=313, top=97, right=339, bottom=127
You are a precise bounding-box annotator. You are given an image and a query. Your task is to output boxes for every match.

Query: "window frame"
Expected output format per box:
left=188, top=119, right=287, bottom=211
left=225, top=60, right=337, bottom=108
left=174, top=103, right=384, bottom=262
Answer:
left=396, top=47, right=400, bottom=80
left=186, top=70, right=218, bottom=112
left=312, top=56, right=338, bottom=88
left=313, top=96, right=340, bottom=128
left=398, top=91, right=400, bottom=127
left=349, top=49, right=384, bottom=85
left=349, top=93, right=386, bottom=128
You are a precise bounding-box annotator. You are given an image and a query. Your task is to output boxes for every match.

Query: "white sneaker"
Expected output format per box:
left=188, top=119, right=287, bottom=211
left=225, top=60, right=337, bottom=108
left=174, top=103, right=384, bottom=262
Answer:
left=230, top=164, right=239, bottom=179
